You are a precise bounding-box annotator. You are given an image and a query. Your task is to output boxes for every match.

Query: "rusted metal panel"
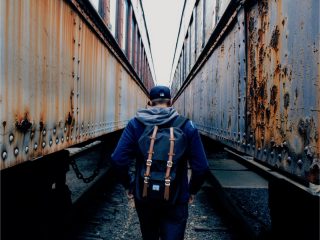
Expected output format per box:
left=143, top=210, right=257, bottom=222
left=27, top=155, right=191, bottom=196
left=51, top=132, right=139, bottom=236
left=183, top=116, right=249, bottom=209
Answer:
left=0, top=0, right=149, bottom=170
left=246, top=0, right=319, bottom=181
left=178, top=15, right=246, bottom=143
left=171, top=0, right=319, bottom=183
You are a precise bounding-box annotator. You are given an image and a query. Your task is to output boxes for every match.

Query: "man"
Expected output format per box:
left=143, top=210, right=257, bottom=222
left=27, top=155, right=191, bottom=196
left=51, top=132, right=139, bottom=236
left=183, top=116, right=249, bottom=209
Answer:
left=111, top=85, right=208, bottom=240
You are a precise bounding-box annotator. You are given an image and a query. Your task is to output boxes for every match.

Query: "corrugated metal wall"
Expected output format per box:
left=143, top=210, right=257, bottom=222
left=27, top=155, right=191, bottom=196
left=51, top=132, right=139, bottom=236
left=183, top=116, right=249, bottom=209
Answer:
left=0, top=0, right=150, bottom=169
left=172, top=0, right=319, bottom=183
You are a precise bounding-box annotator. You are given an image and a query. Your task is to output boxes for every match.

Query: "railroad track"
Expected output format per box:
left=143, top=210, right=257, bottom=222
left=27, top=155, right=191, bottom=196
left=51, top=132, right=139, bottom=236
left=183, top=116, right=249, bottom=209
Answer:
left=62, top=145, right=248, bottom=240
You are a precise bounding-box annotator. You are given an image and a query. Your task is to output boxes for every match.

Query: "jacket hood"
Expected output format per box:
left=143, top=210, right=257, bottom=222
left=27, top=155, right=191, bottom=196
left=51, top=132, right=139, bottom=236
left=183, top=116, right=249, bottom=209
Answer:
left=135, top=107, right=179, bottom=126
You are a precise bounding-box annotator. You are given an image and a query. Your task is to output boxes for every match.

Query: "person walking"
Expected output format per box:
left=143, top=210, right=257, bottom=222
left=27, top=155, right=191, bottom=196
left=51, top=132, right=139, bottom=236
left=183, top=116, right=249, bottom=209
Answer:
left=111, top=85, right=209, bottom=240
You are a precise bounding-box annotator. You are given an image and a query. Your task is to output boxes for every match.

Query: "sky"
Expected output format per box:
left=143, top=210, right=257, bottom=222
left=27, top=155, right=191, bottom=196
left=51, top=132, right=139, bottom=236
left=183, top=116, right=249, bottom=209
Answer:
left=141, top=0, right=185, bottom=86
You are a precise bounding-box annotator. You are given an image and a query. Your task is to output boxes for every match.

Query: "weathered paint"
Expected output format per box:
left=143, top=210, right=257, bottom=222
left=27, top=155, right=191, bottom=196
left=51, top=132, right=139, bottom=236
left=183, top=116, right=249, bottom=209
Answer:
left=0, top=0, right=152, bottom=170
left=171, top=0, right=319, bottom=183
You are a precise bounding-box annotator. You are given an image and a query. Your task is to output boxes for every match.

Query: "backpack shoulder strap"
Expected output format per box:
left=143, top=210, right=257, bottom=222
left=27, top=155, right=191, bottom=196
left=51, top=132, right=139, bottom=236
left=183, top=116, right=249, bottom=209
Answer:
left=172, top=116, right=188, bottom=128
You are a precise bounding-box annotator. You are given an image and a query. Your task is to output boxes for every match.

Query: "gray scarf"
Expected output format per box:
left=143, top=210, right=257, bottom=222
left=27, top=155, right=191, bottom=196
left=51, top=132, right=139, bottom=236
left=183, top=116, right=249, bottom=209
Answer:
left=135, top=107, right=179, bottom=126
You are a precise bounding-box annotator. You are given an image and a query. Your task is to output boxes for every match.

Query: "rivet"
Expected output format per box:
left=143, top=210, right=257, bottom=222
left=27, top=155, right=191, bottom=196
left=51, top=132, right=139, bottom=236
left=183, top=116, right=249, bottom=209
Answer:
left=264, top=149, right=267, bottom=154
left=287, top=156, right=292, bottom=162
left=53, top=128, right=56, bottom=134
left=67, top=136, right=69, bottom=141
left=9, top=134, right=14, bottom=143
left=250, top=134, right=253, bottom=139
left=64, top=127, right=67, bottom=132
left=31, top=132, right=34, bottom=138
left=25, top=146, right=29, bottom=153
left=49, top=139, right=53, bottom=146
left=43, top=130, right=46, bottom=136
left=81, top=124, right=84, bottom=128
left=2, top=151, right=7, bottom=160
left=283, top=141, right=287, bottom=147
left=304, top=146, right=308, bottom=153
left=42, top=141, right=46, bottom=148
left=297, top=159, right=303, bottom=167
left=278, top=154, right=282, bottom=159
left=71, top=135, right=73, bottom=140
left=271, top=151, right=274, bottom=156
left=243, top=133, right=246, bottom=137
left=258, top=148, right=261, bottom=152
left=14, top=148, right=19, bottom=156
left=56, top=138, right=59, bottom=144
left=34, top=143, right=38, bottom=150
left=61, top=137, right=64, bottom=143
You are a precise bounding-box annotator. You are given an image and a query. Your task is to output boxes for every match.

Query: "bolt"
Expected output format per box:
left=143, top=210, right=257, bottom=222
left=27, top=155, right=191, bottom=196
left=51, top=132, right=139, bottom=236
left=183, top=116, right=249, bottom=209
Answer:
left=25, top=146, right=29, bottom=153
left=9, top=134, right=14, bottom=143
left=297, top=159, right=303, bottom=168
left=34, top=143, right=38, bottom=150
left=14, top=148, right=19, bottom=156
left=2, top=151, right=7, bottom=160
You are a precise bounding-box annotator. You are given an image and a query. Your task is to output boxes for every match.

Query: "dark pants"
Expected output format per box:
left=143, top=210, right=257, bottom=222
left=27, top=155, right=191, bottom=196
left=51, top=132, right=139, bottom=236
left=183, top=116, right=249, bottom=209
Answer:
left=135, top=200, right=188, bottom=240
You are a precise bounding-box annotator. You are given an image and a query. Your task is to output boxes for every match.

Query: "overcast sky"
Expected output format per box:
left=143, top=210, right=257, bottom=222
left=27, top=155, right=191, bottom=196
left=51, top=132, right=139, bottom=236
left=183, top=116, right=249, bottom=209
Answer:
left=141, top=0, right=184, bottom=86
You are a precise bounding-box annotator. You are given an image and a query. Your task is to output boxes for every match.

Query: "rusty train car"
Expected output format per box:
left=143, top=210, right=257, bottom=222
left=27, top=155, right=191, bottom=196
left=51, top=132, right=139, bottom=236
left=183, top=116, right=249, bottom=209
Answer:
left=170, top=0, right=319, bottom=238
left=0, top=0, right=155, bottom=170
left=1, top=0, right=154, bottom=238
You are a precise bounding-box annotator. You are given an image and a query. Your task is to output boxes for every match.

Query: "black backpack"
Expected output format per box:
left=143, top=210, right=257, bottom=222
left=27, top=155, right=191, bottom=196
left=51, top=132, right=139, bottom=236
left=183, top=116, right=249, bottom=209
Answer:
left=137, top=116, right=188, bottom=204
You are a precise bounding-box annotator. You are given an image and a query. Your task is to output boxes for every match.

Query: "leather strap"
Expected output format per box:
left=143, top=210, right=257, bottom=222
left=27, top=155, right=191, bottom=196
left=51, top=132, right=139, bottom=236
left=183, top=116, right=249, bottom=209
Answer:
left=164, top=127, right=175, bottom=200
left=142, top=125, right=158, bottom=197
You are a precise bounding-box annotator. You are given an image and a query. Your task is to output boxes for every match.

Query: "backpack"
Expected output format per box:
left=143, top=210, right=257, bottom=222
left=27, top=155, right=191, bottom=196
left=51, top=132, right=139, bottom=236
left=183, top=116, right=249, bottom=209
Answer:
left=137, top=116, right=188, bottom=204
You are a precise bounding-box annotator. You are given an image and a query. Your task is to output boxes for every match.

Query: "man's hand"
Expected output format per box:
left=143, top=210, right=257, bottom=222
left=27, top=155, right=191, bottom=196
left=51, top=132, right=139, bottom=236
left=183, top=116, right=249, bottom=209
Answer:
left=188, top=194, right=195, bottom=204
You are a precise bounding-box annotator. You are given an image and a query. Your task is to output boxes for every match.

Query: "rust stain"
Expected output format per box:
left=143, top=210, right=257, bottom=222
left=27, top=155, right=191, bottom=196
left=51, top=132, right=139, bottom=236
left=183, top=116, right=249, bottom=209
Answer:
left=270, top=25, right=280, bottom=50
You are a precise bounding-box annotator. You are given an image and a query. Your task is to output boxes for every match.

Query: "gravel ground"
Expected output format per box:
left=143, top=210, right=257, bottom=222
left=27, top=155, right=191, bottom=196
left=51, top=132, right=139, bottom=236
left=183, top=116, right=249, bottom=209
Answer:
left=64, top=182, right=241, bottom=240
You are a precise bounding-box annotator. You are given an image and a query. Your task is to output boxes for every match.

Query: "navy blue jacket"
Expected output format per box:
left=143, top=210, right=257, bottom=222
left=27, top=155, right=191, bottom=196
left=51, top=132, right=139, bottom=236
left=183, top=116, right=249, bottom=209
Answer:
left=111, top=116, right=209, bottom=203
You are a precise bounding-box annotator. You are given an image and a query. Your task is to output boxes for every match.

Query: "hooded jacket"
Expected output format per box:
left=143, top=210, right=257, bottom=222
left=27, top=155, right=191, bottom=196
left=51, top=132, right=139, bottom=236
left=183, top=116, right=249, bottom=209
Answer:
left=111, top=107, right=209, bottom=203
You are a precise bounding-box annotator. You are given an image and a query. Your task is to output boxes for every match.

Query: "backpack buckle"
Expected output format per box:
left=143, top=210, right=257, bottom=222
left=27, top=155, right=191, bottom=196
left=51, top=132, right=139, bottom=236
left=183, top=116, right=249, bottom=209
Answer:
left=146, top=159, right=152, bottom=166
left=165, top=178, right=171, bottom=186
left=167, top=161, right=173, bottom=167
left=144, top=176, right=149, bottom=183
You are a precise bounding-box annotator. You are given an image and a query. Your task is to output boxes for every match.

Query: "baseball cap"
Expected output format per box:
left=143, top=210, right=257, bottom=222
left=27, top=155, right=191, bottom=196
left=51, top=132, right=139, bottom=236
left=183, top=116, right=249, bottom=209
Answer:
left=149, top=86, right=171, bottom=101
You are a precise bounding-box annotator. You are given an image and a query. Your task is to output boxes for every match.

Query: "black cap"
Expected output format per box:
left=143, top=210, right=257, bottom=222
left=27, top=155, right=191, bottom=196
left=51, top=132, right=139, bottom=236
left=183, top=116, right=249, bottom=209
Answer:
left=149, top=86, right=171, bottom=101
